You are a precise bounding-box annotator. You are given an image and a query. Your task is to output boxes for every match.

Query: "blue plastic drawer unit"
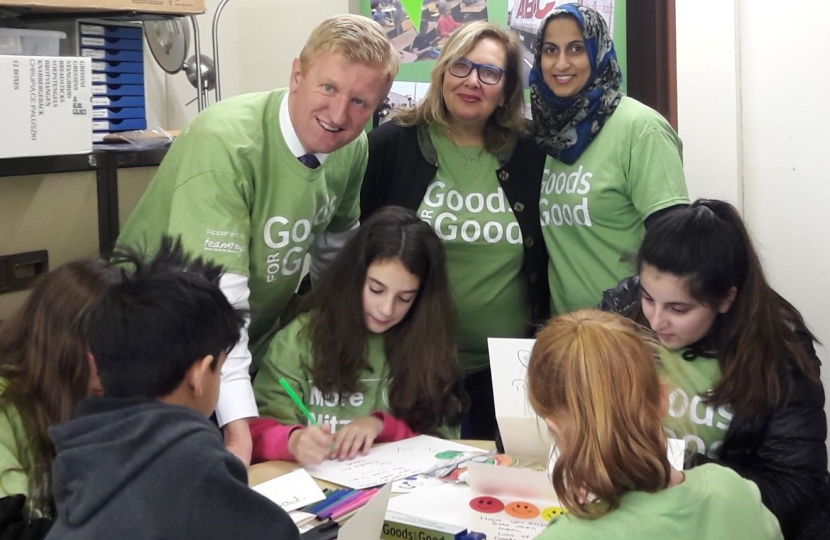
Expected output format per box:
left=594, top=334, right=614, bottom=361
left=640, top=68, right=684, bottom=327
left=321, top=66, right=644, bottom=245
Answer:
left=92, top=95, right=145, bottom=108
left=92, top=107, right=146, bottom=120
left=90, top=61, right=143, bottom=73
left=83, top=22, right=147, bottom=142
left=80, top=23, right=143, bottom=40
left=81, top=36, right=143, bottom=51
left=91, top=72, right=144, bottom=85
left=92, top=118, right=147, bottom=132
left=82, top=47, right=143, bottom=62
left=92, top=84, right=144, bottom=96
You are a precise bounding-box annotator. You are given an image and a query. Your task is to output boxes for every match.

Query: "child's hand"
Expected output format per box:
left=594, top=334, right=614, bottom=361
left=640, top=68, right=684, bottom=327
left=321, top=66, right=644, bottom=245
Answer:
left=330, top=416, right=384, bottom=460
left=288, top=425, right=335, bottom=466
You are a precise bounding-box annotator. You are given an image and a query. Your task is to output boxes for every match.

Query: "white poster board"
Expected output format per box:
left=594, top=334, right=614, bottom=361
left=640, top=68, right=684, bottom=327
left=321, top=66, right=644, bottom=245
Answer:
left=487, top=338, right=553, bottom=461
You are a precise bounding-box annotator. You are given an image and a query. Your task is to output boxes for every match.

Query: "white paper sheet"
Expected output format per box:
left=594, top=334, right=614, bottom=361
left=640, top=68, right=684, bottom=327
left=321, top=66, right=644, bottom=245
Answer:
left=287, top=510, right=317, bottom=528
left=385, top=464, right=562, bottom=540
left=303, top=435, right=485, bottom=489
left=251, top=468, right=325, bottom=512
left=386, top=482, right=473, bottom=527
left=467, top=462, right=560, bottom=540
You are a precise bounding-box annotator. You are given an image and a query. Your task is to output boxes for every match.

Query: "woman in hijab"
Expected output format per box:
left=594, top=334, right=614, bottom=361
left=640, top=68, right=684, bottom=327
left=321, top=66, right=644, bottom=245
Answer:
left=530, top=4, right=689, bottom=316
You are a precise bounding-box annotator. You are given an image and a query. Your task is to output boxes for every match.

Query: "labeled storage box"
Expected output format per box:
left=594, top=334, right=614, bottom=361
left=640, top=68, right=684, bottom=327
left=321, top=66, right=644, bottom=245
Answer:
left=0, top=55, right=92, bottom=158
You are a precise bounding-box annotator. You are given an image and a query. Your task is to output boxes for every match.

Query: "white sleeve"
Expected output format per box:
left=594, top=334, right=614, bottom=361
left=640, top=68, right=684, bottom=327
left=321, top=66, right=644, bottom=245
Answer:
left=215, top=272, right=259, bottom=426
left=308, top=222, right=359, bottom=282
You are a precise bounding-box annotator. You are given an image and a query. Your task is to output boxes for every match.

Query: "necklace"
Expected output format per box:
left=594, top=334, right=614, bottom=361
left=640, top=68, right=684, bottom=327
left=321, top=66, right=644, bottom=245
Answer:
left=445, top=128, right=484, bottom=171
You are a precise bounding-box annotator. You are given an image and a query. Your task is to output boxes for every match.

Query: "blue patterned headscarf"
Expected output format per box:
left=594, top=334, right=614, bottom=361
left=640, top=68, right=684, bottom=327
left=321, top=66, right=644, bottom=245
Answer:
left=529, top=3, right=623, bottom=164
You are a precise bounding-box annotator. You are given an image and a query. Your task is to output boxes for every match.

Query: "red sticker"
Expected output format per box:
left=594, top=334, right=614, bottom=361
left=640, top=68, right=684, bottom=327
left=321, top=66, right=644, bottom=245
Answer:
left=469, top=496, right=505, bottom=514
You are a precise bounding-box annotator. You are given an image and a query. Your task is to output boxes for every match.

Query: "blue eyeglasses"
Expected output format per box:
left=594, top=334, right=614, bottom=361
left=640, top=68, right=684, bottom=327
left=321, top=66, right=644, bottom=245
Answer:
left=448, top=58, right=505, bottom=85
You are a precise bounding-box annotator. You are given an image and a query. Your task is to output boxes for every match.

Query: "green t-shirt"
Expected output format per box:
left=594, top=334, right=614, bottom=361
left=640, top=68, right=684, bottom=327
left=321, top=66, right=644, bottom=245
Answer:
left=253, top=314, right=391, bottom=432
left=416, top=127, right=530, bottom=372
left=659, top=348, right=732, bottom=459
left=117, top=89, right=366, bottom=345
left=540, top=97, right=689, bottom=315
left=537, top=464, right=783, bottom=540
left=0, top=378, right=48, bottom=518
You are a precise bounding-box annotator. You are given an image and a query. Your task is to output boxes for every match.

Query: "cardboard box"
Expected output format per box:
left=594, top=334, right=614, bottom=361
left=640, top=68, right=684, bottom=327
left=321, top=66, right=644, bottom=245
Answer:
left=0, top=55, right=92, bottom=158
left=0, top=0, right=204, bottom=15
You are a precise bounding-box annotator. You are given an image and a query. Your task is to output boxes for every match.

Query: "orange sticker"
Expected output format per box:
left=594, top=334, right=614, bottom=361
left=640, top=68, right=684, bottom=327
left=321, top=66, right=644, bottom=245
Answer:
left=504, top=501, right=540, bottom=519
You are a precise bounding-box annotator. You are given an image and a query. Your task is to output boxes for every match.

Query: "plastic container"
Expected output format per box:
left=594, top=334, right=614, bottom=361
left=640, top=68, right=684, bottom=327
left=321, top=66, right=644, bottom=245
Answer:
left=0, top=28, right=66, bottom=56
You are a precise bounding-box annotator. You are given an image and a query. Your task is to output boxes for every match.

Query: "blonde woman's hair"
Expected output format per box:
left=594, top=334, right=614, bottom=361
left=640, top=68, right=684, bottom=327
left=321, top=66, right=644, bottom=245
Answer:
left=527, top=310, right=671, bottom=519
left=300, top=14, right=400, bottom=83
left=393, top=21, right=528, bottom=154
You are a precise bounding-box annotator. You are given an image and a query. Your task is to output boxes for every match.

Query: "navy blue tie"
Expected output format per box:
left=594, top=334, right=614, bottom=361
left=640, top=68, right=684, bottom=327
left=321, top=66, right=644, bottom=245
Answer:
left=298, top=153, right=320, bottom=169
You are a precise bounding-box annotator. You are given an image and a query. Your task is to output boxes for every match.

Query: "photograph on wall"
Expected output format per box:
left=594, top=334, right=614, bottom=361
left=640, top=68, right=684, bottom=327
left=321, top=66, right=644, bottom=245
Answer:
left=506, top=0, right=615, bottom=87
left=369, top=0, right=491, bottom=65
left=507, top=0, right=614, bottom=54
left=374, top=81, right=432, bottom=127
left=360, top=0, right=624, bottom=97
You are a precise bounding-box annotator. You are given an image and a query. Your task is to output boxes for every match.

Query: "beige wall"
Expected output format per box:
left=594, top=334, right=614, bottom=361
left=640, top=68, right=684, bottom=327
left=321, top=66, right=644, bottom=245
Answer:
left=677, top=0, right=830, bottom=464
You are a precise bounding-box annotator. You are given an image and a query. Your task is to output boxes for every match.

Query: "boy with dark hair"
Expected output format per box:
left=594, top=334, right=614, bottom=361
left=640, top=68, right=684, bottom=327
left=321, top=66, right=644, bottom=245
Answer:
left=44, top=238, right=301, bottom=540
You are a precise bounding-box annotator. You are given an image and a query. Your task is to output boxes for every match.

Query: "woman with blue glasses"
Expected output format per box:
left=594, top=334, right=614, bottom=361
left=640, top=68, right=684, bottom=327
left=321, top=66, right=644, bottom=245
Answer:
left=531, top=4, right=689, bottom=317
left=361, top=21, right=549, bottom=440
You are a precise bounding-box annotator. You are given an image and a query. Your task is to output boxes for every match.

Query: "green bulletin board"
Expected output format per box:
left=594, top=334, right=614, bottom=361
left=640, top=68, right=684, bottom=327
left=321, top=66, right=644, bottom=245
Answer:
left=358, top=0, right=626, bottom=92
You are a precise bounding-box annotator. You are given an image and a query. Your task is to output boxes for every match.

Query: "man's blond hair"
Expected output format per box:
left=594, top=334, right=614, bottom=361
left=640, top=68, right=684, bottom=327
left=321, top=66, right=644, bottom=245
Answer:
left=300, top=14, right=399, bottom=82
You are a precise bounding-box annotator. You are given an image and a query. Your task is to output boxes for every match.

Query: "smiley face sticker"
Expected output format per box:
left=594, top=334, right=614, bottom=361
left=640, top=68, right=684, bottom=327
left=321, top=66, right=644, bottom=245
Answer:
left=435, top=450, right=465, bottom=459
left=469, top=496, right=505, bottom=514
left=541, top=506, right=565, bottom=521
left=504, top=501, right=540, bottom=519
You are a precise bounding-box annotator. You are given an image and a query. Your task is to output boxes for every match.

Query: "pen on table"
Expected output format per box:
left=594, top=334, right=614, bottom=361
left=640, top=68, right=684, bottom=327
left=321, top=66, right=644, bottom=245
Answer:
left=318, top=489, right=365, bottom=519
left=305, top=488, right=348, bottom=515
left=332, top=507, right=360, bottom=524
left=329, top=488, right=378, bottom=520
left=314, top=489, right=358, bottom=518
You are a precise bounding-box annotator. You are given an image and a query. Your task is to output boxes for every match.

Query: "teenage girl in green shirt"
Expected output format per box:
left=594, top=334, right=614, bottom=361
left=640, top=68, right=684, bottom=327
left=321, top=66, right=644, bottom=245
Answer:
left=252, top=207, right=467, bottom=465
left=527, top=310, right=782, bottom=540
left=0, top=258, right=117, bottom=538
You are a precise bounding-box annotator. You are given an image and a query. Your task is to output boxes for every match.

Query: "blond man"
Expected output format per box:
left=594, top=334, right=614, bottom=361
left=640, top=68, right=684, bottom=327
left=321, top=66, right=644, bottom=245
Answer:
left=118, top=14, right=398, bottom=466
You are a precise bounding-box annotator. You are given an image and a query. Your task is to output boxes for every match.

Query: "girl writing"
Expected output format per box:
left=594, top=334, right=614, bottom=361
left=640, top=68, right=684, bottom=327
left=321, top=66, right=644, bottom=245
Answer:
left=528, top=310, right=783, bottom=539
left=251, top=206, right=467, bottom=465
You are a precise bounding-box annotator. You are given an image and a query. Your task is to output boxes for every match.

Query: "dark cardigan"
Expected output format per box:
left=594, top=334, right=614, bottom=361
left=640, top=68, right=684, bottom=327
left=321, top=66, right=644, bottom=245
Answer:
left=361, top=120, right=550, bottom=326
